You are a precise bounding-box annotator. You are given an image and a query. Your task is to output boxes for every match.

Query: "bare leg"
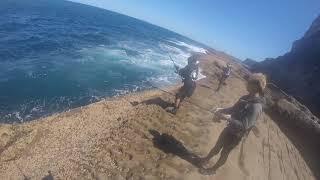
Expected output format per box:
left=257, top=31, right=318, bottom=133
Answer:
left=199, top=132, right=241, bottom=175
left=199, top=146, right=233, bottom=175
left=216, top=76, right=224, bottom=91
left=165, top=97, right=181, bottom=114
left=174, top=97, right=181, bottom=109
left=212, top=146, right=233, bottom=170
left=199, top=128, right=228, bottom=164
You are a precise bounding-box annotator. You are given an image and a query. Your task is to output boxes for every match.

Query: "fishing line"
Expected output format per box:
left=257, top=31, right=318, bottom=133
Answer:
left=13, top=161, right=30, bottom=180
left=146, top=81, right=214, bottom=114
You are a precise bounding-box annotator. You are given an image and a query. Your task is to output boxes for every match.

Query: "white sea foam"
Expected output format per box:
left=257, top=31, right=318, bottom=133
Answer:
left=2, top=39, right=208, bottom=122
left=77, top=39, right=208, bottom=88
left=167, top=39, right=208, bottom=54
left=13, top=112, right=23, bottom=122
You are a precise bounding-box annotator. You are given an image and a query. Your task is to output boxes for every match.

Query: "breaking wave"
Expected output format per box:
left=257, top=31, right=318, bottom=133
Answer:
left=0, top=0, right=208, bottom=123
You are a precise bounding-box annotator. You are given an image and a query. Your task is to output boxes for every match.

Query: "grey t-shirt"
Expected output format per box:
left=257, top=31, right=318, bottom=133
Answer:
left=221, top=95, right=263, bottom=131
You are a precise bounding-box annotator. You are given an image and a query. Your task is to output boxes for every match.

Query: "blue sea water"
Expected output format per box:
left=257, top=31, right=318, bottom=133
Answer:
left=0, top=0, right=208, bottom=123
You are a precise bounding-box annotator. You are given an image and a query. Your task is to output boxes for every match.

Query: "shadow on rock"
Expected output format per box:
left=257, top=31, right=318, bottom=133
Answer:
left=131, top=97, right=173, bottom=109
left=149, top=129, right=201, bottom=167
left=42, top=171, right=54, bottom=180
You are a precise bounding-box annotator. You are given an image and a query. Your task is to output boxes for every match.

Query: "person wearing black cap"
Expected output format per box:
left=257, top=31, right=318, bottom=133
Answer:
left=167, top=55, right=200, bottom=114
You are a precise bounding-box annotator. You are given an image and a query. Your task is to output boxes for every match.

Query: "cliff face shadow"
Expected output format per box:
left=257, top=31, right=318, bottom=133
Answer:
left=149, top=129, right=201, bottom=167
left=131, top=97, right=173, bottom=109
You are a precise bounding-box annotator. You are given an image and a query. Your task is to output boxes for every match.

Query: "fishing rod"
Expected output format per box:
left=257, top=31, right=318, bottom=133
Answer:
left=169, top=55, right=180, bottom=73
left=168, top=54, right=175, bottom=64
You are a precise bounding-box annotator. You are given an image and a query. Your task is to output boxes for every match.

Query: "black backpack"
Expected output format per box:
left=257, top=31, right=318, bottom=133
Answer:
left=228, top=96, right=264, bottom=136
left=179, top=64, right=198, bottom=82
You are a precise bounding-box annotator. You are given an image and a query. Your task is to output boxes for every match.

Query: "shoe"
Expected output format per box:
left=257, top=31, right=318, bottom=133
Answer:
left=198, top=157, right=210, bottom=166
left=212, top=116, right=222, bottom=123
left=199, top=167, right=216, bottom=175
left=166, top=107, right=177, bottom=114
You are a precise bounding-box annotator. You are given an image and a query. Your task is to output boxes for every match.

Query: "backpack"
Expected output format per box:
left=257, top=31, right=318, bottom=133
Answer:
left=227, top=96, right=264, bottom=136
left=179, top=64, right=198, bottom=82
left=224, top=67, right=231, bottom=77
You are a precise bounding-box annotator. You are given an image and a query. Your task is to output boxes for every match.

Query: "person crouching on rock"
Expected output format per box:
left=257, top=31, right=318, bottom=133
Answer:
left=198, top=73, right=266, bottom=175
left=166, top=55, right=199, bottom=114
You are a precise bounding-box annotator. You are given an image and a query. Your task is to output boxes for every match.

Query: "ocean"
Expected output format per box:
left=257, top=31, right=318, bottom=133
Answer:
left=0, top=0, right=208, bottom=123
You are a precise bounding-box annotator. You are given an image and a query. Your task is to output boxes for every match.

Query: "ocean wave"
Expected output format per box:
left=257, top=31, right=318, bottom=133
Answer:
left=0, top=38, right=208, bottom=123
left=0, top=1, right=210, bottom=123
left=77, top=39, right=207, bottom=85
left=167, top=39, right=208, bottom=54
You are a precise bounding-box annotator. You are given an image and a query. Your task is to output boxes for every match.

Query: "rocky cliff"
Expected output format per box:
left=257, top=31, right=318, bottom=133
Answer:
left=253, top=15, right=320, bottom=117
left=242, top=58, right=257, bottom=67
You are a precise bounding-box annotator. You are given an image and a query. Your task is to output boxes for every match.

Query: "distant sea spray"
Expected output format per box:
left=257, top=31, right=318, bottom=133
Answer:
left=0, top=0, right=208, bottom=123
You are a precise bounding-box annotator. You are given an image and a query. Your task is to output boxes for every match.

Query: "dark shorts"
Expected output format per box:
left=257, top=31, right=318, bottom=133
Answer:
left=226, top=121, right=245, bottom=139
left=176, top=81, right=196, bottom=100
left=220, top=74, right=229, bottom=81
left=221, top=127, right=243, bottom=150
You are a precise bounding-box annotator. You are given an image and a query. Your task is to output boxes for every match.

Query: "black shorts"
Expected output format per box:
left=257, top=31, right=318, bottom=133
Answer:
left=176, top=81, right=196, bottom=100
left=219, top=127, right=242, bottom=151
left=221, top=74, right=229, bottom=81
left=226, top=121, right=245, bottom=139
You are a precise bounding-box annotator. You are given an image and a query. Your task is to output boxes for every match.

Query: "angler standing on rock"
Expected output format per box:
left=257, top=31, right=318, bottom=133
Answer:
left=166, top=55, right=199, bottom=114
left=198, top=73, right=266, bottom=175
left=217, top=63, right=232, bottom=91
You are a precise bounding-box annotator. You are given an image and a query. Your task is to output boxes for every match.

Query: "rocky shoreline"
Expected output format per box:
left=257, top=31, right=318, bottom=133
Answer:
left=0, top=54, right=318, bottom=179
